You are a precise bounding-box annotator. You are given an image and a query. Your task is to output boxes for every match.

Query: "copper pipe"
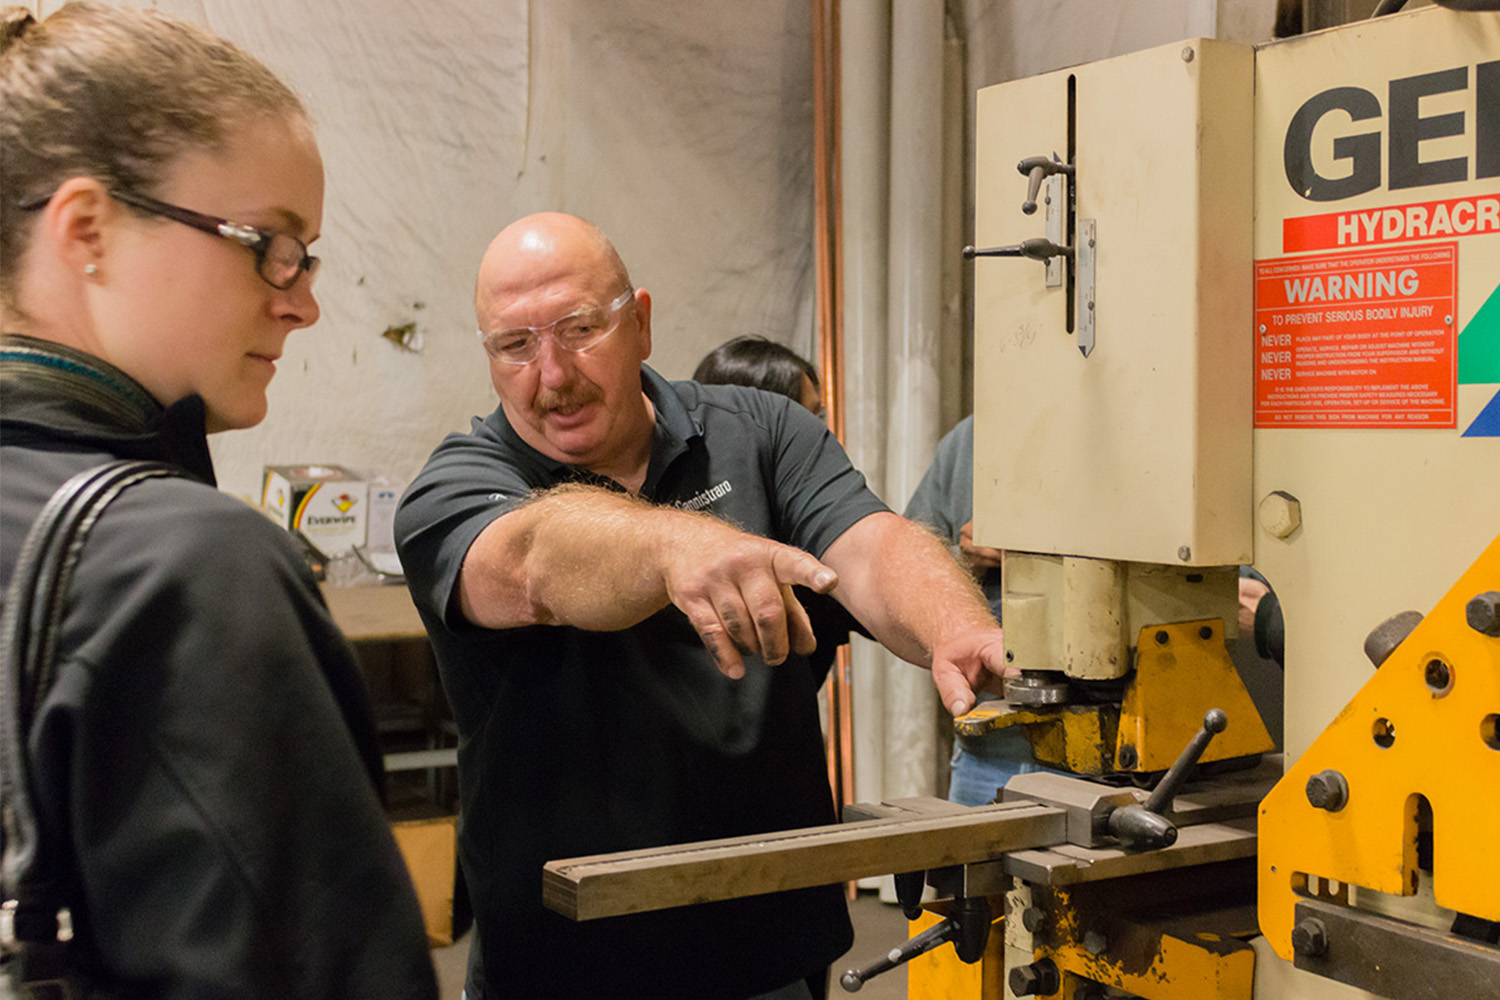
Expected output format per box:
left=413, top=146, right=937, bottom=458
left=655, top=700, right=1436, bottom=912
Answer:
left=812, top=0, right=855, bottom=898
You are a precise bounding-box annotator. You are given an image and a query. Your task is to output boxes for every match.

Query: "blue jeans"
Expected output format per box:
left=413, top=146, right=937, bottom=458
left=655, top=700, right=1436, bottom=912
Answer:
left=948, top=727, right=1050, bottom=807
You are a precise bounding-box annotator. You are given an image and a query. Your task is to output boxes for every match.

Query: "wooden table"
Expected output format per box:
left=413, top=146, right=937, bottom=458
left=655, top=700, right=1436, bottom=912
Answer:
left=321, top=584, right=456, bottom=782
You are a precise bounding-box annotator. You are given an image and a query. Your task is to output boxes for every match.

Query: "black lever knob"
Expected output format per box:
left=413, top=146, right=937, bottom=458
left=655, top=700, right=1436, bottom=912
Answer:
left=1107, top=709, right=1228, bottom=850
left=962, top=238, right=1073, bottom=262
left=893, top=870, right=925, bottom=921
left=1016, top=155, right=1075, bottom=215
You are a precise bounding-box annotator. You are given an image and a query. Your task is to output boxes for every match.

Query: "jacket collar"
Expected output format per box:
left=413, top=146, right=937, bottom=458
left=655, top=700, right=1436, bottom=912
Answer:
left=0, top=333, right=217, bottom=485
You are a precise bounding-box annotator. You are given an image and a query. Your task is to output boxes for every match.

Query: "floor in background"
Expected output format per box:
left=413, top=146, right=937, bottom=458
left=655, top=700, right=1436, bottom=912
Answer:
left=432, top=889, right=912, bottom=999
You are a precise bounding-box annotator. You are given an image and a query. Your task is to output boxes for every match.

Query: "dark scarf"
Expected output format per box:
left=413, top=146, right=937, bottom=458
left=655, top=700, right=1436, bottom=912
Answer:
left=0, top=333, right=216, bottom=484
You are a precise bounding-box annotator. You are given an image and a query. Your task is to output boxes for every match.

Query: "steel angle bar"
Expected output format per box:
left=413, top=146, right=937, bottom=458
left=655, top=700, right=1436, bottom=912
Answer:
left=543, top=799, right=1066, bottom=921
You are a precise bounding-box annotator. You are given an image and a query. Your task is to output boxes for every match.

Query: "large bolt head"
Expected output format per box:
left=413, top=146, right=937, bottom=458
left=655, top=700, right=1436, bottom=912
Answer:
left=1291, top=918, right=1329, bottom=957
left=1305, top=770, right=1349, bottom=811
left=1467, top=592, right=1500, bottom=637
left=1008, top=959, right=1060, bottom=996
left=1258, top=491, right=1302, bottom=539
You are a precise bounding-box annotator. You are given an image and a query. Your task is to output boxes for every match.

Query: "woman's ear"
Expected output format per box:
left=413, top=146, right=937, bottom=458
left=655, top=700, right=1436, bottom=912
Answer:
left=44, top=176, right=116, bottom=276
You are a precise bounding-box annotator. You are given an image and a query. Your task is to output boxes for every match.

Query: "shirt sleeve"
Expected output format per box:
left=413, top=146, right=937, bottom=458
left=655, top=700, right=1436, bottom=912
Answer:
left=762, top=394, right=890, bottom=558
left=395, top=420, right=540, bottom=630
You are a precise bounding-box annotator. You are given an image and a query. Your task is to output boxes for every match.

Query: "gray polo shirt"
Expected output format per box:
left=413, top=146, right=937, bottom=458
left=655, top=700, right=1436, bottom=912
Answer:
left=395, top=364, right=887, bottom=1000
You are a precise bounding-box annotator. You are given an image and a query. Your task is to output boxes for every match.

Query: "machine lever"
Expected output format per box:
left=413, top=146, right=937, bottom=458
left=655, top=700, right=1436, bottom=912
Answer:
left=1107, top=708, right=1228, bottom=850
left=1016, top=154, right=1074, bottom=215
left=962, top=238, right=1073, bottom=262
left=839, top=895, right=992, bottom=992
left=839, top=917, right=952, bottom=992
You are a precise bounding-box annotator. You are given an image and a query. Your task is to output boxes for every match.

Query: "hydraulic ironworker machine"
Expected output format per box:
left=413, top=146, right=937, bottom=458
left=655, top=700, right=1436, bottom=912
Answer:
left=543, top=7, right=1500, bottom=999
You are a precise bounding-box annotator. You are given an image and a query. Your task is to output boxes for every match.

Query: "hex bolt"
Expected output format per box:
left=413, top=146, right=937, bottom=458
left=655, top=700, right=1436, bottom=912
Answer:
left=1363, top=610, right=1424, bottom=668
left=1305, top=770, right=1349, bottom=812
left=1467, top=592, right=1500, bottom=637
left=1009, top=958, right=1061, bottom=997
left=1118, top=745, right=1139, bottom=769
left=1083, top=929, right=1108, bottom=956
left=1291, top=918, right=1329, bottom=957
left=1155, top=630, right=1170, bottom=645
left=1199, top=625, right=1214, bottom=640
left=1020, top=906, right=1047, bottom=933
left=1258, top=491, right=1302, bottom=539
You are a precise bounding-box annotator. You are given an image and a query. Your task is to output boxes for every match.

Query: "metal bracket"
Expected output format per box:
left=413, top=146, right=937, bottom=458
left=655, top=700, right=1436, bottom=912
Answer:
left=1292, top=897, right=1500, bottom=999
left=1076, top=218, right=1097, bottom=357
left=1044, top=174, right=1065, bottom=288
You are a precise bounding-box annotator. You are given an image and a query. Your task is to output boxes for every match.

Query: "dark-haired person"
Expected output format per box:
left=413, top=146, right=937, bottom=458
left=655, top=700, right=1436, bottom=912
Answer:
left=0, top=4, right=435, bottom=994
left=693, top=334, right=824, bottom=416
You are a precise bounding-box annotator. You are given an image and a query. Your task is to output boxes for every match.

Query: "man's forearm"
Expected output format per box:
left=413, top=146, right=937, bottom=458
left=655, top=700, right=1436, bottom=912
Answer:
left=457, top=484, right=678, bottom=631
left=823, top=512, right=997, bottom=667
left=455, top=484, right=839, bottom=677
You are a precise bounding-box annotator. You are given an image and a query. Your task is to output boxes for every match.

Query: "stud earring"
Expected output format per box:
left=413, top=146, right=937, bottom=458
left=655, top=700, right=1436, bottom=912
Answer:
left=84, top=263, right=98, bottom=276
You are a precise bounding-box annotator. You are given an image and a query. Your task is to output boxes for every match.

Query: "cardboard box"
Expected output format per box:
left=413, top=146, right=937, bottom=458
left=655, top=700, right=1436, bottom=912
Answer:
left=391, top=815, right=459, bottom=947
left=261, top=465, right=368, bottom=555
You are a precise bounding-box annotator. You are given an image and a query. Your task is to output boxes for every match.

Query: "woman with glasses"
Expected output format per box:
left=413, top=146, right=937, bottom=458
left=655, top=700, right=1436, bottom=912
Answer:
left=0, top=4, right=435, bottom=995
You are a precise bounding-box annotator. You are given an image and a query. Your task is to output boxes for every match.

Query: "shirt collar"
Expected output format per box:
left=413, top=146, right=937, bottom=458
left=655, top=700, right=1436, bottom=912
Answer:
left=483, top=364, right=703, bottom=494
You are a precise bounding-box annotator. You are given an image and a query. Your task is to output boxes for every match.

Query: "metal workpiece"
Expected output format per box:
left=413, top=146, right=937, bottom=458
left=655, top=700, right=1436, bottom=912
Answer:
left=1362, top=609, right=1424, bottom=668
left=1004, top=817, right=1257, bottom=888
left=542, top=797, right=1066, bottom=921
left=1291, top=897, right=1500, bottom=998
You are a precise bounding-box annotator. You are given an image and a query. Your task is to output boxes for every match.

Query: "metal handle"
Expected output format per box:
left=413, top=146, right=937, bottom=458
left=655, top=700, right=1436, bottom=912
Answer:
left=839, top=918, right=952, bottom=992
left=839, top=895, right=992, bottom=992
left=962, top=238, right=1073, bottom=262
left=1107, top=709, right=1228, bottom=850
left=1016, top=154, right=1074, bottom=215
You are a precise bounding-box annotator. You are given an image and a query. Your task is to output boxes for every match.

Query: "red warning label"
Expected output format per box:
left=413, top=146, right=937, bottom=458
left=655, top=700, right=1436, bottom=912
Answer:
left=1254, top=243, right=1458, bottom=428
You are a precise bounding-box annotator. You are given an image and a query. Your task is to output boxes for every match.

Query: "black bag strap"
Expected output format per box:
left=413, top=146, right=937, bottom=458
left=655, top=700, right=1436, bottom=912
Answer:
left=1, top=460, right=186, bottom=956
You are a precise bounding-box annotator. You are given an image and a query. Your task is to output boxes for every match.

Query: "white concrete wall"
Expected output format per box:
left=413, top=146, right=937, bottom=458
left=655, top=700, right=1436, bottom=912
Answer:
left=29, top=0, right=1281, bottom=509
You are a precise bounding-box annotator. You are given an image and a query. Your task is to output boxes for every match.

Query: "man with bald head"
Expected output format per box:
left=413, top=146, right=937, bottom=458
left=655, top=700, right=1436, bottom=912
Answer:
left=396, top=212, right=1006, bottom=1000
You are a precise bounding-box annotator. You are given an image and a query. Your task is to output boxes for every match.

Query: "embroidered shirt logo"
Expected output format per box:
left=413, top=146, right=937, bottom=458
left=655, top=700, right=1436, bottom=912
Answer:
left=677, top=479, right=733, bottom=511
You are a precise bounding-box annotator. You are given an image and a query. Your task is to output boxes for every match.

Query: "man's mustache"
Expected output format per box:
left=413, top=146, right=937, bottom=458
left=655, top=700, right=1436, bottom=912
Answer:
left=534, top=383, right=603, bottom=414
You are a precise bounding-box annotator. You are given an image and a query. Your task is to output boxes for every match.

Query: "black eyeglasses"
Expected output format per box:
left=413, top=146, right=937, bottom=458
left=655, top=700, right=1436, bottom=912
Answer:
left=16, top=188, right=319, bottom=290
left=109, top=189, right=319, bottom=290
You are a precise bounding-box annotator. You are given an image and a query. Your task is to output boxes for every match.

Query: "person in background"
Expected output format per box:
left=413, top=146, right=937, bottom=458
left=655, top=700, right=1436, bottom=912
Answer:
left=904, top=414, right=1048, bottom=807
left=0, top=4, right=436, bottom=994
left=395, top=211, right=1007, bottom=1000
left=693, top=334, right=825, bottom=417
